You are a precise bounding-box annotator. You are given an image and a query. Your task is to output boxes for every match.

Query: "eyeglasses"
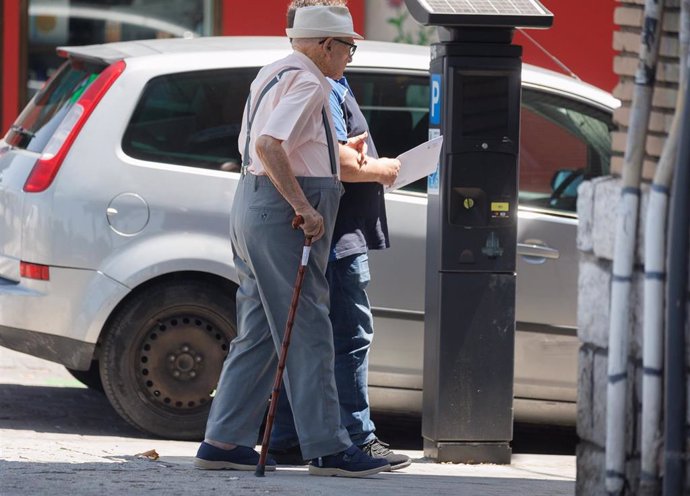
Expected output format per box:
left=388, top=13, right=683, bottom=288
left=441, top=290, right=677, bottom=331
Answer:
left=320, top=38, right=357, bottom=57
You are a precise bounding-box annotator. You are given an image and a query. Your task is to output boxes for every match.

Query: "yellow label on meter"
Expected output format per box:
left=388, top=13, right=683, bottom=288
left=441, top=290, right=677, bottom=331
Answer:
left=491, top=202, right=510, bottom=219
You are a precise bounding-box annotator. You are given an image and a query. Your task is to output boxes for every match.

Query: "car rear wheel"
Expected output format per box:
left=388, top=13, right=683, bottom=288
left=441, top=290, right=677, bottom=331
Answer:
left=99, top=278, right=236, bottom=440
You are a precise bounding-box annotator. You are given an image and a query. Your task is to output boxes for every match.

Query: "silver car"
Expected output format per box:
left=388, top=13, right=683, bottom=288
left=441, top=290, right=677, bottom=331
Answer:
left=0, top=37, right=619, bottom=439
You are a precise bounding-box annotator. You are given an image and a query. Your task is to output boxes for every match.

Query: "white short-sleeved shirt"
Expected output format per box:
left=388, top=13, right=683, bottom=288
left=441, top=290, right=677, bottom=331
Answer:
left=238, top=51, right=340, bottom=178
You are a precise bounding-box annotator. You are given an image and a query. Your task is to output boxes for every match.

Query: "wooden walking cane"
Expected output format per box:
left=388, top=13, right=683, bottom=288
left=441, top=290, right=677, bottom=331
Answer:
left=256, top=215, right=313, bottom=477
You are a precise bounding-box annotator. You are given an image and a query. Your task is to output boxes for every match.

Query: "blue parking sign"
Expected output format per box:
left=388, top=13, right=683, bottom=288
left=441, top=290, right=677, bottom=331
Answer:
left=430, top=74, right=441, bottom=126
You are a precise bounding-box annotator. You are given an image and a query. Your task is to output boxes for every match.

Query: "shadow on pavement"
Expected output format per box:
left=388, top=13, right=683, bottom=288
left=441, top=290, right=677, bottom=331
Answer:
left=369, top=414, right=577, bottom=455
left=0, top=383, right=143, bottom=437
left=0, top=382, right=578, bottom=457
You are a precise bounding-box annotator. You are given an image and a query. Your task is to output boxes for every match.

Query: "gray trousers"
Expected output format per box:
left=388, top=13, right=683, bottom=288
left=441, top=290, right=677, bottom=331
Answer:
left=205, top=173, right=351, bottom=460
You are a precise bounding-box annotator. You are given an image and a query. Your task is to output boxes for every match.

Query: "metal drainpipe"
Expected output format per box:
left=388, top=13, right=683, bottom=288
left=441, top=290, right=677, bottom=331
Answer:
left=662, top=62, right=690, bottom=496
left=606, top=1, right=665, bottom=493
left=640, top=3, right=690, bottom=492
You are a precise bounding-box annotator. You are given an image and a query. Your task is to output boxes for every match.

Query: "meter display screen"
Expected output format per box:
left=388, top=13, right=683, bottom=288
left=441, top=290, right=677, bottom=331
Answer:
left=458, top=74, right=509, bottom=137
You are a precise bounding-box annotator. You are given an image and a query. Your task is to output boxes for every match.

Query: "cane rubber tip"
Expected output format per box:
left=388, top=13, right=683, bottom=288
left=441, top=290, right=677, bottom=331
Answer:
left=255, top=466, right=265, bottom=477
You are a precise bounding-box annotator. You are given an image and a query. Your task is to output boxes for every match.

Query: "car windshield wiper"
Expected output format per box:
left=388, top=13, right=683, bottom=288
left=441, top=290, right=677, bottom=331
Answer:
left=10, top=124, right=36, bottom=139
left=9, top=124, right=36, bottom=148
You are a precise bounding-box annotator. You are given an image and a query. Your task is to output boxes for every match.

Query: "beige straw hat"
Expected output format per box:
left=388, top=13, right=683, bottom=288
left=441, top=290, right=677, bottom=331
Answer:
left=286, top=6, right=363, bottom=40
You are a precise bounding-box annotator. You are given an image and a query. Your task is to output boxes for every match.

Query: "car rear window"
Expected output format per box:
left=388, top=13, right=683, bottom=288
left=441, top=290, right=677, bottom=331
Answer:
left=5, top=58, right=107, bottom=153
left=122, top=68, right=259, bottom=171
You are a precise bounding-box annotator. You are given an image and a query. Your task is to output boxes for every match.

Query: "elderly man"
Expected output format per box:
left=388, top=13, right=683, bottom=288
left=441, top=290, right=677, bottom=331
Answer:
left=193, top=6, right=389, bottom=478
left=269, top=0, right=410, bottom=471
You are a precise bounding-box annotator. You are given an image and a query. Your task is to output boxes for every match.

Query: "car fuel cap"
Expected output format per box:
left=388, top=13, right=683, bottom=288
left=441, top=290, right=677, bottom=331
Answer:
left=106, top=193, right=150, bottom=236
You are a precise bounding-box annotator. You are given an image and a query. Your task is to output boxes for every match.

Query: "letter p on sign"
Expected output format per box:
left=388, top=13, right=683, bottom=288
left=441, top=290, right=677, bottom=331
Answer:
left=430, top=74, right=441, bottom=126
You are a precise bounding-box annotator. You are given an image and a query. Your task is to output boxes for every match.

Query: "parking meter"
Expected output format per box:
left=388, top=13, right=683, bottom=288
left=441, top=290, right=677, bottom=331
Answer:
left=403, top=0, right=553, bottom=463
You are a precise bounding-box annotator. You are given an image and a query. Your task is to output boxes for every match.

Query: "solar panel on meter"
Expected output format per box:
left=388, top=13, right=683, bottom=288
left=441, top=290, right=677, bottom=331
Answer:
left=425, top=0, right=548, bottom=15
left=404, top=0, right=553, bottom=28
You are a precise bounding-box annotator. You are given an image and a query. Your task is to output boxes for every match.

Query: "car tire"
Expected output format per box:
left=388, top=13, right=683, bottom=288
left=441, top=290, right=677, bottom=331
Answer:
left=99, top=278, right=236, bottom=440
left=65, top=360, right=104, bottom=392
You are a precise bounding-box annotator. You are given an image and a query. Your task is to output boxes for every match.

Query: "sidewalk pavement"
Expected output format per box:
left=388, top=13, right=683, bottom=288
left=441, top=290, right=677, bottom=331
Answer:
left=0, top=348, right=575, bottom=496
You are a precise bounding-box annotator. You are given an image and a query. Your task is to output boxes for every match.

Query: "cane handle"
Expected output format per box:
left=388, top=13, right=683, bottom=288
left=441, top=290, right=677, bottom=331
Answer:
left=291, top=215, right=304, bottom=229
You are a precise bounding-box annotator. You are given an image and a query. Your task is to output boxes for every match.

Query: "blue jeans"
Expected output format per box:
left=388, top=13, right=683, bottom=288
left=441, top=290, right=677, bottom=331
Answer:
left=270, top=252, right=376, bottom=450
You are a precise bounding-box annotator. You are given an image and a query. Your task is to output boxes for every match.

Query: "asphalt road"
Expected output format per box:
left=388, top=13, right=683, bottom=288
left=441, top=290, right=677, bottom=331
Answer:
left=0, top=347, right=576, bottom=495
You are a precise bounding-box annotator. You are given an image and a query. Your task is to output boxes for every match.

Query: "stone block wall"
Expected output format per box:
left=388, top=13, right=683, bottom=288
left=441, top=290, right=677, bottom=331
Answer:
left=576, top=0, right=689, bottom=494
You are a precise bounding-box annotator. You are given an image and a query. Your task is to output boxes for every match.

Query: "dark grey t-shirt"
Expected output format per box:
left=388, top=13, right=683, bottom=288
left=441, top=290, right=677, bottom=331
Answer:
left=330, top=82, right=390, bottom=260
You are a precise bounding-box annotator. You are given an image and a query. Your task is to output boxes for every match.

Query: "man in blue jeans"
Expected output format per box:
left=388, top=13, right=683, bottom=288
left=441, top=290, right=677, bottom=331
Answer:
left=269, top=0, right=411, bottom=471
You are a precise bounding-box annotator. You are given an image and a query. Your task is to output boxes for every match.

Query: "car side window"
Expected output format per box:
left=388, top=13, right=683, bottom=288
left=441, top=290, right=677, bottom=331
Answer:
left=345, top=71, right=430, bottom=192
left=122, top=67, right=259, bottom=171
left=519, top=89, right=613, bottom=212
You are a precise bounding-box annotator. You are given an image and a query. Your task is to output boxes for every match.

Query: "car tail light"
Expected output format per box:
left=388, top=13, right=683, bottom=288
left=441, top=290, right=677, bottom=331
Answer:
left=23, top=60, right=126, bottom=193
left=20, top=261, right=50, bottom=281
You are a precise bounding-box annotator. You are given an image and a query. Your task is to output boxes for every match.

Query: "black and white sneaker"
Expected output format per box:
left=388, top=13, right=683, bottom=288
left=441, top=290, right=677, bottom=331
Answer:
left=360, top=438, right=411, bottom=470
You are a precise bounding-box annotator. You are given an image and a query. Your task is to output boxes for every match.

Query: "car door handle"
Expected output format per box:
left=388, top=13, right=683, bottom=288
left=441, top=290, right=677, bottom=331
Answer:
left=517, top=241, right=560, bottom=260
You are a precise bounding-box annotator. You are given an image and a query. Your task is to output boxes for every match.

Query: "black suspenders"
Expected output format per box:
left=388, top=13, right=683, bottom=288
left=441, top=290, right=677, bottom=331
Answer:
left=241, top=67, right=337, bottom=177
left=321, top=106, right=337, bottom=176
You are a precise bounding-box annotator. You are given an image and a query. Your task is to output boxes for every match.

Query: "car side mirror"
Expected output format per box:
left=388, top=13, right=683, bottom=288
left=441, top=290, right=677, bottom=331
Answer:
left=551, top=169, right=583, bottom=198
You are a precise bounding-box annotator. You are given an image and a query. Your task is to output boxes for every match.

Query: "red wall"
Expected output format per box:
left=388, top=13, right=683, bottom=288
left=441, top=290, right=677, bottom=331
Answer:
left=0, top=0, right=613, bottom=134
left=222, top=0, right=365, bottom=37
left=515, top=0, right=617, bottom=91
left=2, top=1, right=22, bottom=133
left=221, top=0, right=615, bottom=92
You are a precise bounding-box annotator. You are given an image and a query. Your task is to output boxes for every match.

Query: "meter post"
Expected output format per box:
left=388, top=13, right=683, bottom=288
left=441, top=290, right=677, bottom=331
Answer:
left=404, top=0, right=553, bottom=464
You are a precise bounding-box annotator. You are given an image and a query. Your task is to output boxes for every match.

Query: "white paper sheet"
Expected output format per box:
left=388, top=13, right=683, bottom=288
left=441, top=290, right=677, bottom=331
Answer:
left=384, top=135, right=444, bottom=193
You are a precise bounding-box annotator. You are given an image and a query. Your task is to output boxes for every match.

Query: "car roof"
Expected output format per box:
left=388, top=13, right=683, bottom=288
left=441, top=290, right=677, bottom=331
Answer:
left=59, top=36, right=619, bottom=111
